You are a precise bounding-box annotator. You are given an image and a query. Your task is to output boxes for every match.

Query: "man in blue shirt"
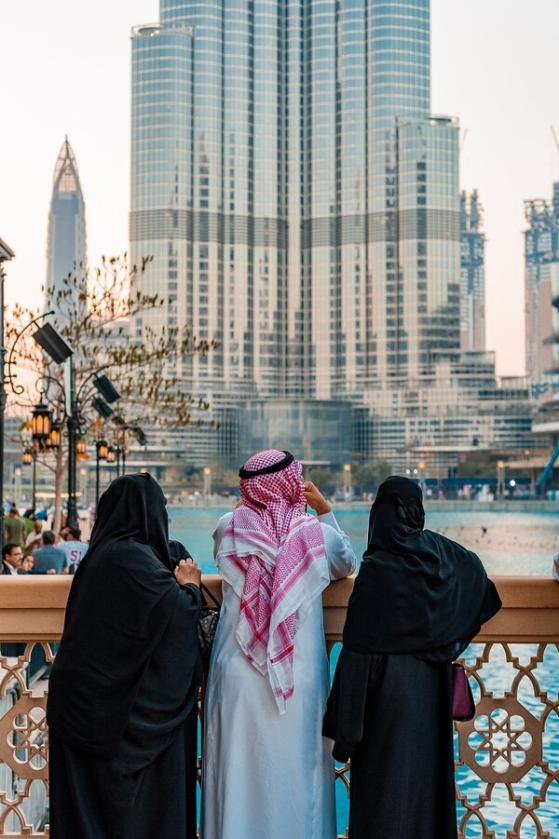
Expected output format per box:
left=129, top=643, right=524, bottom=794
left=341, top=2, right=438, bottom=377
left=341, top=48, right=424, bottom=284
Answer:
left=32, top=531, right=66, bottom=575
left=58, top=526, right=89, bottom=574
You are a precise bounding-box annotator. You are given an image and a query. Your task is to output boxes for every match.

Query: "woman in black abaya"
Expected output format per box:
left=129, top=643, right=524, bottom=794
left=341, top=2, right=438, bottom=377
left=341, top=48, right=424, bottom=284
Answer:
left=324, top=476, right=502, bottom=839
left=47, top=473, right=202, bottom=839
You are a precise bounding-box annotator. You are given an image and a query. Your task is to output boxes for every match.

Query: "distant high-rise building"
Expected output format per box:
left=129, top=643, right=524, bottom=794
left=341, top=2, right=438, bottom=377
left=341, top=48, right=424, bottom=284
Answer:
left=460, top=190, right=486, bottom=352
left=130, top=1, right=527, bottom=470
left=525, top=182, right=559, bottom=391
left=130, top=0, right=460, bottom=395
left=46, top=137, right=87, bottom=319
left=367, top=1, right=461, bottom=386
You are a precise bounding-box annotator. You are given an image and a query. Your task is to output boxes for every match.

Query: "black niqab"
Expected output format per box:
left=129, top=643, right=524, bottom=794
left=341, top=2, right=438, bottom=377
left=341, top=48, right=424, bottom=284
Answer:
left=343, top=476, right=501, bottom=660
left=324, top=477, right=501, bottom=839
left=47, top=473, right=202, bottom=761
left=87, top=472, right=172, bottom=570
left=169, top=539, right=192, bottom=567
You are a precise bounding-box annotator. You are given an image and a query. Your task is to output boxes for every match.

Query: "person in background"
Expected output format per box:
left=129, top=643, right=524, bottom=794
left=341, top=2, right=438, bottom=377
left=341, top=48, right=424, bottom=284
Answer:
left=1, top=544, right=27, bottom=657
left=25, top=520, right=44, bottom=553
left=22, top=509, right=36, bottom=535
left=4, top=508, right=27, bottom=548
left=553, top=551, right=559, bottom=583
left=169, top=539, right=192, bottom=567
left=54, top=525, right=68, bottom=548
left=58, top=526, right=89, bottom=574
left=202, top=449, right=356, bottom=839
left=323, top=476, right=502, bottom=839
left=2, top=543, right=23, bottom=575
left=31, top=531, right=66, bottom=575
left=20, top=555, right=34, bottom=574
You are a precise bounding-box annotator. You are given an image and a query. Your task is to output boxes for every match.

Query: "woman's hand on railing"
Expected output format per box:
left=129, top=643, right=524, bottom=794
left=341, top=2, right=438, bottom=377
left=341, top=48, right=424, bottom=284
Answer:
left=303, top=482, right=332, bottom=516
left=175, top=558, right=201, bottom=588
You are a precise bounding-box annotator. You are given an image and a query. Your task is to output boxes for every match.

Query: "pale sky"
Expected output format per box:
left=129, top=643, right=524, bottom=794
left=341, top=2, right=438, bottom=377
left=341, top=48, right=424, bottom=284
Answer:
left=1, top=0, right=558, bottom=376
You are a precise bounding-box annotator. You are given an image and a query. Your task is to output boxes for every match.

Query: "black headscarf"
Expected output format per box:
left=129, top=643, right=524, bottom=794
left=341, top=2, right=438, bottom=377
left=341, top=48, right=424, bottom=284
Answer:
left=343, top=476, right=501, bottom=661
left=169, top=539, right=192, bottom=567
left=47, top=473, right=202, bottom=763
left=87, top=472, right=172, bottom=570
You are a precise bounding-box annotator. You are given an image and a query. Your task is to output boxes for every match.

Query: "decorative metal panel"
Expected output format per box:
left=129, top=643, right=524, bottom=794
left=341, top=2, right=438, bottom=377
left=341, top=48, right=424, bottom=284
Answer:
left=0, top=606, right=556, bottom=836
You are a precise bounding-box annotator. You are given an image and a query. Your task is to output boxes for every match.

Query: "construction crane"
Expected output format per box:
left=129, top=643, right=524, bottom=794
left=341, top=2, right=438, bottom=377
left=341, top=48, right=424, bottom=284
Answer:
left=551, top=126, right=559, bottom=161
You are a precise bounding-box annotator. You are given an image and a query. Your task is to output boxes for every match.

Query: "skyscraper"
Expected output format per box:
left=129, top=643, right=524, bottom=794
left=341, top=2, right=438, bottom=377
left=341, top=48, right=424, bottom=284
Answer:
left=131, top=0, right=460, bottom=384
left=525, top=182, right=559, bottom=392
left=460, top=190, right=486, bottom=352
left=367, top=1, right=461, bottom=387
left=131, top=1, right=526, bottom=471
left=45, top=138, right=87, bottom=318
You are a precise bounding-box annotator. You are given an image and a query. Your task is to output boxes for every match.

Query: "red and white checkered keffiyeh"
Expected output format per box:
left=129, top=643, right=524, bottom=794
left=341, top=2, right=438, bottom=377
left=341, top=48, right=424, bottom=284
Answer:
left=217, top=449, right=329, bottom=713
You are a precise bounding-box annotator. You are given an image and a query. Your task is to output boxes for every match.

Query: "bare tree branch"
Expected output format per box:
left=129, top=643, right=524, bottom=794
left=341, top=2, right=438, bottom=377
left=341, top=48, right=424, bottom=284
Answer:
left=7, top=254, right=216, bottom=525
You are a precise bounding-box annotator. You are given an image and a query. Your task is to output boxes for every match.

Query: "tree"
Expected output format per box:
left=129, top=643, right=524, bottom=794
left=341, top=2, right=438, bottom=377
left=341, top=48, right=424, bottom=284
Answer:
left=352, top=461, right=392, bottom=494
left=305, top=467, right=339, bottom=497
left=305, top=462, right=392, bottom=499
left=7, top=255, right=216, bottom=529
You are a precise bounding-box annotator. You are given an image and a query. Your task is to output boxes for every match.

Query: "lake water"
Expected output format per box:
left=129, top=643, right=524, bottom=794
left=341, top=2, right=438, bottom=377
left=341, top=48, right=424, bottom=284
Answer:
left=169, top=506, right=559, bottom=575
left=170, top=507, right=559, bottom=835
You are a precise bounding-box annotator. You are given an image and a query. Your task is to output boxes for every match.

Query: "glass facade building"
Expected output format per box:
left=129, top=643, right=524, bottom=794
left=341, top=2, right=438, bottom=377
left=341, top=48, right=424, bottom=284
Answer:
left=240, top=400, right=353, bottom=467
left=130, top=1, right=530, bottom=470
left=131, top=0, right=460, bottom=400
left=460, top=190, right=486, bottom=353
left=363, top=353, right=533, bottom=475
left=524, top=182, right=559, bottom=393
left=45, top=137, right=87, bottom=319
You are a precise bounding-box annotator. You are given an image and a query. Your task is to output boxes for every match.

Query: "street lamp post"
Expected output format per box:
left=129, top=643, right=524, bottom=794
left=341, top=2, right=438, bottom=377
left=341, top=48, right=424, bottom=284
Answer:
left=343, top=463, right=352, bottom=500
left=119, top=428, right=128, bottom=476
left=8, top=318, right=120, bottom=529
left=95, top=439, right=108, bottom=508
left=31, top=401, right=54, bottom=514
left=497, top=460, right=506, bottom=499
left=0, top=238, right=15, bottom=550
left=31, top=322, right=75, bottom=526
left=418, top=461, right=426, bottom=492
left=13, top=467, right=22, bottom=505
left=79, top=468, right=88, bottom=508
left=66, top=358, right=79, bottom=528
left=203, top=466, right=212, bottom=497
left=22, top=447, right=37, bottom=512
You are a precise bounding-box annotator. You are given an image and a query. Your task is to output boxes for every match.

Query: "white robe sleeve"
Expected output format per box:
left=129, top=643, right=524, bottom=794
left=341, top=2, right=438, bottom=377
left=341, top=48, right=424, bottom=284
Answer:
left=213, top=511, right=234, bottom=561
left=318, top=511, right=357, bottom=580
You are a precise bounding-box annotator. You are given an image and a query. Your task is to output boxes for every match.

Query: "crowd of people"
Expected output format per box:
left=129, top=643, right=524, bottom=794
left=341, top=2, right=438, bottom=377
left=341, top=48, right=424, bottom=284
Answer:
left=35, top=450, right=502, bottom=839
left=2, top=508, right=89, bottom=576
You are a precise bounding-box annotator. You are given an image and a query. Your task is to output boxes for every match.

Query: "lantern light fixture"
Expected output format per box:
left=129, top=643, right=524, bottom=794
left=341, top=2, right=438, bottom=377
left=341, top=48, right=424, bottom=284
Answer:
left=96, top=439, right=109, bottom=461
left=46, top=421, right=62, bottom=450
left=31, top=402, right=53, bottom=443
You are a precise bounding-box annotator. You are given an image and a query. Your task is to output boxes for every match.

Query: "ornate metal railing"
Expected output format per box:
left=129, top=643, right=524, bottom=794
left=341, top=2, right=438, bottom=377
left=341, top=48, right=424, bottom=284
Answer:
left=0, top=575, right=556, bottom=837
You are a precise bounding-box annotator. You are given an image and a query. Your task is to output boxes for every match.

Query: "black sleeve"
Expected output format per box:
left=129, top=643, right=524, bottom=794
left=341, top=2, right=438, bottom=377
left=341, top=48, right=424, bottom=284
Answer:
left=323, top=648, right=385, bottom=762
left=179, top=583, right=204, bottom=609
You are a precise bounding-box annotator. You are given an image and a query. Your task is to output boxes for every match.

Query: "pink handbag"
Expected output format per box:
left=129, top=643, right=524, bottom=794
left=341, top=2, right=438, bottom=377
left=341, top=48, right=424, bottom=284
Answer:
left=452, top=663, right=475, bottom=721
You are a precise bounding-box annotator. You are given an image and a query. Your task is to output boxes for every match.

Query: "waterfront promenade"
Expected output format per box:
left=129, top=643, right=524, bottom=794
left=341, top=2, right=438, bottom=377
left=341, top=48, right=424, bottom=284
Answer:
left=0, top=574, right=556, bottom=837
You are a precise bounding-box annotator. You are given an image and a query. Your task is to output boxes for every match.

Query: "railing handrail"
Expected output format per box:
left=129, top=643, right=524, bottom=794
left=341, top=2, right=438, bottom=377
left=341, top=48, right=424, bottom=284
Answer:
left=0, top=575, right=557, bottom=643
